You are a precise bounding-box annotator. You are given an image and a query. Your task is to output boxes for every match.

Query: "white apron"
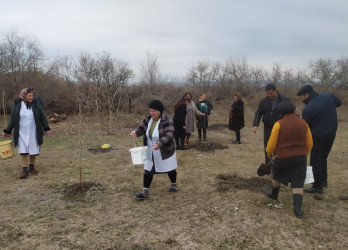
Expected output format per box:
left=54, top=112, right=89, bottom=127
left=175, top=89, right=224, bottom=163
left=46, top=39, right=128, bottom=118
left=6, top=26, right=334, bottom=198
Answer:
left=144, top=118, right=177, bottom=173
left=18, top=101, right=40, bottom=155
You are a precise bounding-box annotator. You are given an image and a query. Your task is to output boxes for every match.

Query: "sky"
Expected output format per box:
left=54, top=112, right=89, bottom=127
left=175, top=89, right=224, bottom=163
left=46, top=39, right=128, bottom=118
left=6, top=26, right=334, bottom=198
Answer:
left=1, top=0, right=348, bottom=77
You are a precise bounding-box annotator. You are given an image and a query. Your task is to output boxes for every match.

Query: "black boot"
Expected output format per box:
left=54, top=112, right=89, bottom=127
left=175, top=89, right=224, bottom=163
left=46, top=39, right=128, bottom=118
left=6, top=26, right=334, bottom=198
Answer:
left=266, top=187, right=280, bottom=200
left=180, top=137, right=188, bottom=150
left=293, top=194, right=303, bottom=219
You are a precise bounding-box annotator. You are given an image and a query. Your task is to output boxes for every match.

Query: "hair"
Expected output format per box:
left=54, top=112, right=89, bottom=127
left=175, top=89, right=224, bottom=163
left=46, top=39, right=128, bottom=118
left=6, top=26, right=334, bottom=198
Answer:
left=26, top=88, right=34, bottom=95
left=184, top=92, right=192, bottom=99
left=234, top=93, right=242, bottom=100
left=265, top=83, right=276, bottom=91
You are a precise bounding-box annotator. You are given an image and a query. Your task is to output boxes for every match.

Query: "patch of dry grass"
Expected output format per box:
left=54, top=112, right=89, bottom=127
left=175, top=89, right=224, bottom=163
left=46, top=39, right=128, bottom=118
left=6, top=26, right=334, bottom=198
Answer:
left=0, top=103, right=347, bottom=249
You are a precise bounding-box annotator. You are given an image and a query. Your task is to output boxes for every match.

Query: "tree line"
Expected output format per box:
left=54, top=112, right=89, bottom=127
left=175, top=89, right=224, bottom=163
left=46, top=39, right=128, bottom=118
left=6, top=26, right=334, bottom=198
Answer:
left=1, top=31, right=347, bottom=115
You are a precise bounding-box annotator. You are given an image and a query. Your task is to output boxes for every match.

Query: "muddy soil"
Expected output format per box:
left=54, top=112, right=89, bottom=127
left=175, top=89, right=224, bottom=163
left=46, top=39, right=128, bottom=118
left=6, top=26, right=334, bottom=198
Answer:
left=216, top=174, right=272, bottom=193
left=194, top=140, right=228, bottom=152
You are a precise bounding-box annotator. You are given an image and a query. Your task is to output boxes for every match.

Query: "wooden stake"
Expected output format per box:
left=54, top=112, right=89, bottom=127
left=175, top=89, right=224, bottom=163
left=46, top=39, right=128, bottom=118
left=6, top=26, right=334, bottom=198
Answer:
left=79, top=103, right=83, bottom=189
left=2, top=91, right=7, bottom=127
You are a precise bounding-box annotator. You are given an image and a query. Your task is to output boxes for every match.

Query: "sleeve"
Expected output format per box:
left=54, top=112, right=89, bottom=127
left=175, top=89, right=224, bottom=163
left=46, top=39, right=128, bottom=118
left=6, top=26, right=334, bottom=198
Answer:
left=253, top=100, right=263, bottom=127
left=157, top=117, right=174, bottom=147
left=135, top=116, right=149, bottom=137
left=305, top=124, right=313, bottom=154
left=3, top=104, right=16, bottom=134
left=332, top=94, right=342, bottom=108
left=37, top=102, right=50, bottom=131
left=266, top=122, right=280, bottom=157
left=192, top=102, right=204, bottom=116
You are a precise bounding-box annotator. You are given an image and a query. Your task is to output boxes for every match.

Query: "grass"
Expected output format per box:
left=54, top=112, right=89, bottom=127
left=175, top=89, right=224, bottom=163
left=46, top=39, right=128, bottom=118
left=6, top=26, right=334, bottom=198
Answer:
left=0, top=101, right=347, bottom=249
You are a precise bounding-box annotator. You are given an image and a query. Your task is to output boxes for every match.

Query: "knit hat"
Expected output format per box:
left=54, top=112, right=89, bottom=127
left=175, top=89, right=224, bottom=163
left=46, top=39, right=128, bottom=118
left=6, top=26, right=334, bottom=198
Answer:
left=276, top=101, right=296, bottom=115
left=297, top=84, right=313, bottom=96
left=149, top=100, right=164, bottom=112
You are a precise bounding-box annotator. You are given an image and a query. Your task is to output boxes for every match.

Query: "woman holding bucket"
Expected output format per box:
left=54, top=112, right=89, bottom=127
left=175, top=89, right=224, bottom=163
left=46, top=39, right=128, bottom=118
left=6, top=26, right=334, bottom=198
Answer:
left=2, top=88, right=51, bottom=178
left=130, top=100, right=178, bottom=199
left=265, top=101, right=312, bottom=218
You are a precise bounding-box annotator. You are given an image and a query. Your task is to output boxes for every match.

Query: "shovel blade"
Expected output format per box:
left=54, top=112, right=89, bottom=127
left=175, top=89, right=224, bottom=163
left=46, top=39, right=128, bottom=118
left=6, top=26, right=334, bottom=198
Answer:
left=257, top=163, right=271, bottom=176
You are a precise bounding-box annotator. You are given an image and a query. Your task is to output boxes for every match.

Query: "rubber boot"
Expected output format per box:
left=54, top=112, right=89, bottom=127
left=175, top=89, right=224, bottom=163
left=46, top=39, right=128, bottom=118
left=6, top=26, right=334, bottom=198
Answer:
left=293, top=194, right=303, bottom=219
left=266, top=187, right=280, bottom=200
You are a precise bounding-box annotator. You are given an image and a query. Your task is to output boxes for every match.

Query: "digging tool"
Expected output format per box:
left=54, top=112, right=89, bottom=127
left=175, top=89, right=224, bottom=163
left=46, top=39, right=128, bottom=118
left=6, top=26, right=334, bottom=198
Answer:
left=257, top=155, right=276, bottom=176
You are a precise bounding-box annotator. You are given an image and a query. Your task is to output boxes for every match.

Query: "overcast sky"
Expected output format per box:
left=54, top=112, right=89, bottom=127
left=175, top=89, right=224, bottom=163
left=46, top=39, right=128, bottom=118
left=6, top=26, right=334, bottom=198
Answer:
left=1, top=0, right=348, bottom=77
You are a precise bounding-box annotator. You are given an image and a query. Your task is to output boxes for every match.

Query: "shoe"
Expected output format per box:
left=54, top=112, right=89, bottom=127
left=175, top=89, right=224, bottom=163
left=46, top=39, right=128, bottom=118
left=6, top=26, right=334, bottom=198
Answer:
left=176, top=146, right=180, bottom=150
left=168, top=183, right=177, bottom=193
left=304, top=187, right=323, bottom=194
left=20, top=172, right=28, bottom=179
left=232, top=140, right=241, bottom=144
left=134, top=192, right=149, bottom=199
left=266, top=187, right=279, bottom=200
left=29, top=169, right=39, bottom=174
left=293, top=194, right=303, bottom=219
left=180, top=146, right=188, bottom=150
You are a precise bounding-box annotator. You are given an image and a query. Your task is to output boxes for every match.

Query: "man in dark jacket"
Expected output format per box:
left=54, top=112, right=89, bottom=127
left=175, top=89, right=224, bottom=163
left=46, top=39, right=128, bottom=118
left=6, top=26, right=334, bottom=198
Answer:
left=253, top=83, right=289, bottom=164
left=297, top=84, right=342, bottom=194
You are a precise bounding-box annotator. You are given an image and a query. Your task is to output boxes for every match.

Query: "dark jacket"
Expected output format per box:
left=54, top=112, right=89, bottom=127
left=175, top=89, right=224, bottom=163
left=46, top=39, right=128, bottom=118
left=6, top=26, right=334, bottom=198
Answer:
left=253, top=92, right=289, bottom=129
left=4, top=99, right=50, bottom=147
left=196, top=100, right=213, bottom=129
left=173, top=103, right=187, bottom=137
left=135, top=112, right=175, bottom=160
left=228, top=99, right=244, bottom=131
left=302, top=92, right=341, bottom=136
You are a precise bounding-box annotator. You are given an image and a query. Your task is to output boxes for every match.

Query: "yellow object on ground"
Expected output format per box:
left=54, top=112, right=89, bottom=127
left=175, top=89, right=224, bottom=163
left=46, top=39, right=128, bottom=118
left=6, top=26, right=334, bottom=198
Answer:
left=102, top=144, right=110, bottom=149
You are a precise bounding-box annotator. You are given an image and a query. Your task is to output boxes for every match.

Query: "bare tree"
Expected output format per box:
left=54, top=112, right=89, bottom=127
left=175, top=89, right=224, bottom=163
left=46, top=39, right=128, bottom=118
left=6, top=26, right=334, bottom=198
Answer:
left=309, top=58, right=345, bottom=89
left=140, top=51, right=161, bottom=88
left=0, top=31, right=43, bottom=97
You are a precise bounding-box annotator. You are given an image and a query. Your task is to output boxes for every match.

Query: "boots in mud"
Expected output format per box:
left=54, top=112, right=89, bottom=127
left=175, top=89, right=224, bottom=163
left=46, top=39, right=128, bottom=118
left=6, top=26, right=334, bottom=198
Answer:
left=293, top=194, right=303, bottom=219
left=266, top=187, right=280, bottom=200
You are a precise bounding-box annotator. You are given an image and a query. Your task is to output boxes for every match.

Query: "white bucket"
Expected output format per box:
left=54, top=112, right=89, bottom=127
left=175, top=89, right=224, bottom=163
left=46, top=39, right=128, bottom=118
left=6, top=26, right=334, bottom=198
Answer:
left=129, top=146, right=148, bottom=165
left=304, top=166, right=314, bottom=184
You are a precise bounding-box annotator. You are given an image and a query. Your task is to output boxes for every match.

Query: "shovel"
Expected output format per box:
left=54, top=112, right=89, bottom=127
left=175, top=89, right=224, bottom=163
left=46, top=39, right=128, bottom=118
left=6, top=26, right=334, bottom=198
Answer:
left=257, top=155, right=276, bottom=176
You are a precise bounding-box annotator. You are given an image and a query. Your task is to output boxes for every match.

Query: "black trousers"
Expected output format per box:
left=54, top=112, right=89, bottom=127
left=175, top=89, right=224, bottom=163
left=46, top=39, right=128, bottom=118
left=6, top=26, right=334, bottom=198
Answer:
left=143, top=169, right=177, bottom=189
left=234, top=129, right=241, bottom=142
left=310, top=132, right=336, bottom=188
left=264, top=126, right=272, bottom=164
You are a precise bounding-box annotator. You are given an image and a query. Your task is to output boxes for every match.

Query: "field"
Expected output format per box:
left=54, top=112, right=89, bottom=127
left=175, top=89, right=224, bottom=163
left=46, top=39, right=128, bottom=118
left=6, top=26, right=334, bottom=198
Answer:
left=0, top=101, right=347, bottom=249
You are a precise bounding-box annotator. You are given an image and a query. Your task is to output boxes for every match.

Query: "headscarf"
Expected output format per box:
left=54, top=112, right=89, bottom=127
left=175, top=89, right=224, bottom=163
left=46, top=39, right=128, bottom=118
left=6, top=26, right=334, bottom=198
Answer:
left=19, top=88, right=34, bottom=109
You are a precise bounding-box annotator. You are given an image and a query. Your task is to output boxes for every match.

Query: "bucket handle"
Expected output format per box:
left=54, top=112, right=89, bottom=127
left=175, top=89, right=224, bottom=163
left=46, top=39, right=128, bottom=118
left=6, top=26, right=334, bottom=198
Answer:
left=133, top=137, right=142, bottom=148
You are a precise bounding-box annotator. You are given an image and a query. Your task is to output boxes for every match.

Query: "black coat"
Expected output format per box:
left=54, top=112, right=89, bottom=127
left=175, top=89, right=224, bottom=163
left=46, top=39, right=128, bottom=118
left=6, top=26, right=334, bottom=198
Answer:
left=253, top=93, right=289, bottom=129
left=302, top=91, right=341, bottom=136
left=173, top=103, right=187, bottom=137
left=228, top=99, right=244, bottom=131
left=196, top=100, right=213, bottom=129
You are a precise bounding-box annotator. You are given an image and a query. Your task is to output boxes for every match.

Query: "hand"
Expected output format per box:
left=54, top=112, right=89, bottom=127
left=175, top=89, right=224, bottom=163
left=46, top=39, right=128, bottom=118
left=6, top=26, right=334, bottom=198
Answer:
left=2, top=133, right=9, bottom=138
left=130, top=130, right=137, bottom=138
left=252, top=126, right=257, bottom=133
left=202, top=113, right=206, bottom=116
left=46, top=130, right=52, bottom=135
left=267, top=154, right=272, bottom=159
left=183, top=126, right=186, bottom=129
left=153, top=143, right=159, bottom=150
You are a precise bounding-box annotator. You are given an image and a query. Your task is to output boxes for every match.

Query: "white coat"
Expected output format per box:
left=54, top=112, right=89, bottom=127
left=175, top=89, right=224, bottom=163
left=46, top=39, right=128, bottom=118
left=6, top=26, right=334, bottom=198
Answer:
left=144, top=118, right=177, bottom=173
left=18, top=101, right=40, bottom=155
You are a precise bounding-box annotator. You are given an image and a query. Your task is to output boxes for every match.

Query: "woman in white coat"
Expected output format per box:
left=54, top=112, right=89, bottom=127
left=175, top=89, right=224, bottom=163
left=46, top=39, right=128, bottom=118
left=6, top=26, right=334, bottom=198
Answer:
left=2, top=88, right=51, bottom=178
left=130, top=100, right=177, bottom=199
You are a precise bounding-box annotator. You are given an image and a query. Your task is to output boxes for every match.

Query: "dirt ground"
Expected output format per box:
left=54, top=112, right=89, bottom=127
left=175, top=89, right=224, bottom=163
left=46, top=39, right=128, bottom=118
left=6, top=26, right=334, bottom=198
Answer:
left=0, top=102, right=347, bottom=249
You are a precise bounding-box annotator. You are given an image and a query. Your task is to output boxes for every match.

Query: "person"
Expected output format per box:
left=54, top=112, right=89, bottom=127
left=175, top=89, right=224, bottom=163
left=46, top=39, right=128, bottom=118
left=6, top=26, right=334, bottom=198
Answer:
left=2, top=88, right=51, bottom=178
left=196, top=93, right=213, bottom=141
left=130, top=100, right=178, bottom=199
left=173, top=97, right=189, bottom=150
left=183, top=92, right=204, bottom=145
left=265, top=101, right=313, bottom=219
left=28, top=87, right=45, bottom=109
left=297, top=84, right=342, bottom=194
left=228, top=93, right=244, bottom=144
left=253, top=83, right=289, bottom=164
